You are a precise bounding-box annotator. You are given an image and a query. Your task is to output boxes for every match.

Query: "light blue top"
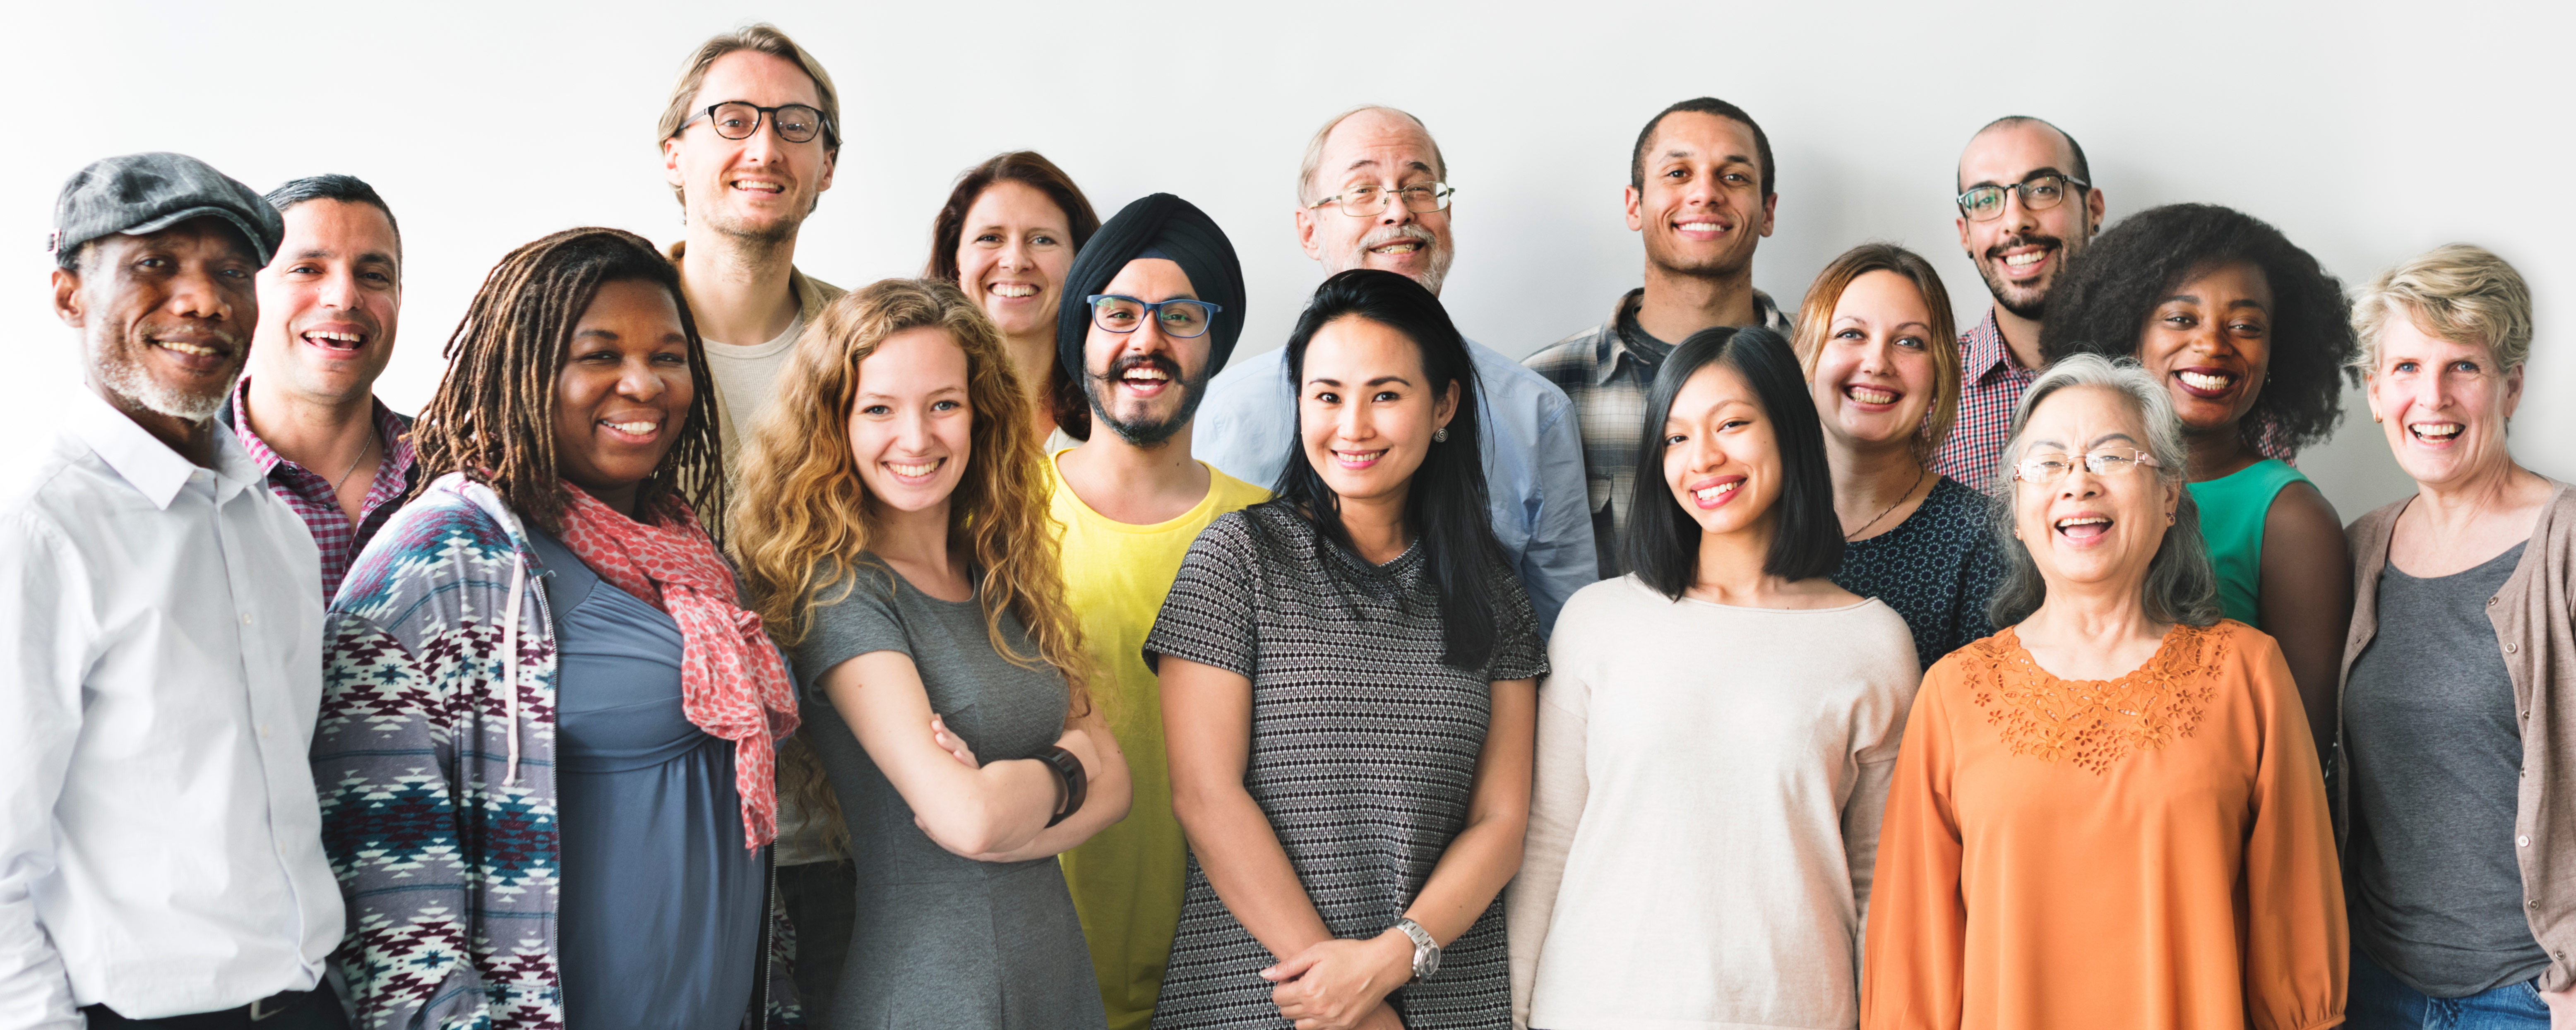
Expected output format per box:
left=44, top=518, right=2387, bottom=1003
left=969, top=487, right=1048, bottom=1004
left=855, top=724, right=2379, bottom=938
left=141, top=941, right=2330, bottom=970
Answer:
left=1193, top=337, right=1598, bottom=636
left=532, top=529, right=766, bottom=1030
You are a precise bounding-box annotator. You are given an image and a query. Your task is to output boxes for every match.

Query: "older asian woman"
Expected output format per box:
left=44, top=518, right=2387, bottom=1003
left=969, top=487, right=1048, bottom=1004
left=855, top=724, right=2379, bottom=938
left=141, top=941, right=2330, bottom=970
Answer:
left=2338, top=245, right=2576, bottom=1029
left=1860, top=354, right=2344, bottom=1030
left=2043, top=204, right=2357, bottom=758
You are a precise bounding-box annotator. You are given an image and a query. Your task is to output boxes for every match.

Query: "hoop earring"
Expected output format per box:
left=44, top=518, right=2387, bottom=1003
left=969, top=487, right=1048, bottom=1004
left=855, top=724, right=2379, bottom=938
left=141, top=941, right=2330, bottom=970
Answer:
left=1434, top=426, right=1448, bottom=443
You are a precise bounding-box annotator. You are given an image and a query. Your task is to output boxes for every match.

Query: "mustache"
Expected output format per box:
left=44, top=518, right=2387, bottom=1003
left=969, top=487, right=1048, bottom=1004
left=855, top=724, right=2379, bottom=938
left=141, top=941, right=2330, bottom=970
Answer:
left=1092, top=352, right=1184, bottom=384
left=1355, top=224, right=1440, bottom=253
left=1983, top=233, right=2064, bottom=262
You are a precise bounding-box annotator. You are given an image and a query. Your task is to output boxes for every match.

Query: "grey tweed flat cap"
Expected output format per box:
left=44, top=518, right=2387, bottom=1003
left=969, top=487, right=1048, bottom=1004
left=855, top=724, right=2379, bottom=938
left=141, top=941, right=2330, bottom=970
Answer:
left=49, top=152, right=282, bottom=266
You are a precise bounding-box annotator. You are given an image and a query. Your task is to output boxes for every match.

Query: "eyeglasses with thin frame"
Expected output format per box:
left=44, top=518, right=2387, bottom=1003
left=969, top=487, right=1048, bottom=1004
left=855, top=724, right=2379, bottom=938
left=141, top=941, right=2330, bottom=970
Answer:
left=1307, top=182, right=1455, bottom=218
left=680, top=101, right=829, bottom=144
left=1087, top=294, right=1223, bottom=339
left=2011, top=448, right=2162, bottom=484
left=1956, top=173, right=2089, bottom=222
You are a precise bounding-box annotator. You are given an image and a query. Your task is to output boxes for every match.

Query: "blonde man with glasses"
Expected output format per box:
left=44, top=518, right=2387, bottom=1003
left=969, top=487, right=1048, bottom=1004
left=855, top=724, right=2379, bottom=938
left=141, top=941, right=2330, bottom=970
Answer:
left=1195, top=104, right=1595, bottom=635
left=656, top=20, right=853, bottom=1017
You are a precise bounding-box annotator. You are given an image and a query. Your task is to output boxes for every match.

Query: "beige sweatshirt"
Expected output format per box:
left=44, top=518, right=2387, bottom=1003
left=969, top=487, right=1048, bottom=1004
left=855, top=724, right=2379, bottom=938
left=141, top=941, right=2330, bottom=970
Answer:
left=1507, top=575, right=1920, bottom=1030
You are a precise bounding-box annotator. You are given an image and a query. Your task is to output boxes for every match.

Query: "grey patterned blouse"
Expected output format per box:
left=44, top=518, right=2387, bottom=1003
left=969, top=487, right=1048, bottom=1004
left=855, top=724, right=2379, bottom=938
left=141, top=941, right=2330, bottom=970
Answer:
left=1143, top=504, right=1547, bottom=1030
left=1829, top=475, right=2007, bottom=670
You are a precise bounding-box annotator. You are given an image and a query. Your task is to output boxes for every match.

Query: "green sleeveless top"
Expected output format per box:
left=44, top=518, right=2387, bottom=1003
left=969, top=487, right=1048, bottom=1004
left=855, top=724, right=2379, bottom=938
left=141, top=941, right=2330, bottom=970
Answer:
left=2184, top=458, right=2311, bottom=626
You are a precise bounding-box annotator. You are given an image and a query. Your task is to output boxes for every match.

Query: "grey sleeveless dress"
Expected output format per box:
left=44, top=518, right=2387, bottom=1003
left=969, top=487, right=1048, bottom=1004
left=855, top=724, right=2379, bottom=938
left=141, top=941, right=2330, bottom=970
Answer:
left=791, top=559, right=1106, bottom=1030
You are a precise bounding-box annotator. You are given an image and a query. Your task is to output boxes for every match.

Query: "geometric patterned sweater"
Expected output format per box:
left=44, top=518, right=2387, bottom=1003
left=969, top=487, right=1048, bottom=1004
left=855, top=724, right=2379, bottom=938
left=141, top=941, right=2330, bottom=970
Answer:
left=313, top=473, right=797, bottom=1028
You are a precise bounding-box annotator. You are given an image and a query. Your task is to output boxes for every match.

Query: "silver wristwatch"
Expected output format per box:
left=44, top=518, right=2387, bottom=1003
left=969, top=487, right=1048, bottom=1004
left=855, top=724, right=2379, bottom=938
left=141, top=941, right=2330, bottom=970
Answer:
left=1391, top=917, right=1440, bottom=983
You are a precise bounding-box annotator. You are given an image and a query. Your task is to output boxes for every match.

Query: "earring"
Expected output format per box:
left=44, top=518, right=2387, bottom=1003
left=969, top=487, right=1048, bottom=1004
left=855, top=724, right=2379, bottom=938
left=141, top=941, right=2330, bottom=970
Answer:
left=2167, top=511, right=2176, bottom=525
left=1434, top=426, right=1448, bottom=443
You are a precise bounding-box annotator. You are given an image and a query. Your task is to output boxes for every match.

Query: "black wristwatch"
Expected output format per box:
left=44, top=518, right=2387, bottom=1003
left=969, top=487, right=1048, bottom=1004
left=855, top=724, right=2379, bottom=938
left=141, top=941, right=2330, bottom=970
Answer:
left=1036, top=745, right=1088, bottom=827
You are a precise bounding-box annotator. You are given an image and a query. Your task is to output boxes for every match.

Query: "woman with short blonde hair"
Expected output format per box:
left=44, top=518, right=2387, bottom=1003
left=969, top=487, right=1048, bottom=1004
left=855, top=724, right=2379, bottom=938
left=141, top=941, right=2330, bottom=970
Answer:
left=2338, top=244, right=2574, bottom=1027
left=735, top=279, right=1130, bottom=1030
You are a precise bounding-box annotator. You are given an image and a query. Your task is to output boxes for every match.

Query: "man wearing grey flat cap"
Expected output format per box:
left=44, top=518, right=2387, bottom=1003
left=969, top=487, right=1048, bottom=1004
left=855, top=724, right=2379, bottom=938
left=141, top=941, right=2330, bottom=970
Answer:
left=0, top=153, right=346, bottom=1029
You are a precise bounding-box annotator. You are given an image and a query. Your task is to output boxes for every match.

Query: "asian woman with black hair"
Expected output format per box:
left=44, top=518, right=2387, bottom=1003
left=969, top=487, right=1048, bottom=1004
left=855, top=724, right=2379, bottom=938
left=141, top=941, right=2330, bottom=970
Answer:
left=1508, top=326, right=1920, bottom=1030
left=1152, top=269, right=1543, bottom=1030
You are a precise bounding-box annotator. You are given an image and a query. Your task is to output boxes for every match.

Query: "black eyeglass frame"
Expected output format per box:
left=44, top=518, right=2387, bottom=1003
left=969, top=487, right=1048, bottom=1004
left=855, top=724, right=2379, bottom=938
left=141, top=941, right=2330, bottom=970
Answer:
left=1955, top=173, right=2091, bottom=221
left=1084, top=294, right=1224, bottom=339
left=679, top=101, right=834, bottom=146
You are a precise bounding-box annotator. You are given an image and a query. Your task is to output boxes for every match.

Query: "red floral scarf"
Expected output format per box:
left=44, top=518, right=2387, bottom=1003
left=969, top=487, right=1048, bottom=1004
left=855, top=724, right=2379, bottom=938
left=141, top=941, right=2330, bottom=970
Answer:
left=558, top=485, right=799, bottom=850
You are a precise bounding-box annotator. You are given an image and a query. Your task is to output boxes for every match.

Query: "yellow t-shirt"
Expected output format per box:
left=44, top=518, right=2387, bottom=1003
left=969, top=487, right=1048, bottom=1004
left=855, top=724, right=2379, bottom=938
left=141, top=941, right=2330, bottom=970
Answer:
left=1049, top=450, right=1269, bottom=1030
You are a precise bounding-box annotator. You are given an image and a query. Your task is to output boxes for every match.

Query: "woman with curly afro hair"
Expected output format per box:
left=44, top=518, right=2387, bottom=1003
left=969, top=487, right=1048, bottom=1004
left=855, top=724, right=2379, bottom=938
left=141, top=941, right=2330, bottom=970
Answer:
left=2040, top=203, right=2355, bottom=761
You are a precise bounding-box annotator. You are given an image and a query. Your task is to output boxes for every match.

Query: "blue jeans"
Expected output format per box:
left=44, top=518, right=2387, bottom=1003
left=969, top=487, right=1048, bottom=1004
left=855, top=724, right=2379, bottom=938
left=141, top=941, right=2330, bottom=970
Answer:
left=2350, top=945, right=2551, bottom=1029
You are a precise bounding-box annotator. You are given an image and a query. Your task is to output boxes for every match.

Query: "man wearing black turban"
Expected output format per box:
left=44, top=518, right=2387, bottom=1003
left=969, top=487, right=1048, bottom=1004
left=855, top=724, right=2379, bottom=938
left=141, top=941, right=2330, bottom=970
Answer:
left=1044, top=192, right=1270, bottom=1030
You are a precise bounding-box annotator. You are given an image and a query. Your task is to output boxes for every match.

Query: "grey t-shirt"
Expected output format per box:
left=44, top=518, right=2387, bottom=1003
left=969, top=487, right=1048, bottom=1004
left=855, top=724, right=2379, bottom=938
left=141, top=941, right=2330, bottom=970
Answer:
left=788, top=558, right=1105, bottom=1029
left=2345, top=540, right=2545, bottom=997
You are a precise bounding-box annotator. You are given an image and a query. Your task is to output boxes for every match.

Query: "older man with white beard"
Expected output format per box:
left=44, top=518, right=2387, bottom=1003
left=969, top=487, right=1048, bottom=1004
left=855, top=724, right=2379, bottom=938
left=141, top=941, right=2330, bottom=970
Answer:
left=1193, top=104, right=1596, bottom=634
left=4, top=152, right=345, bottom=1029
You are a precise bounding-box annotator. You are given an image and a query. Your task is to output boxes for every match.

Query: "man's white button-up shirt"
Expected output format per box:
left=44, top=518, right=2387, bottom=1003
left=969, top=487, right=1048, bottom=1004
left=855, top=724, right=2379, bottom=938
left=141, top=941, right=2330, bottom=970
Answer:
left=0, top=390, right=341, bottom=1027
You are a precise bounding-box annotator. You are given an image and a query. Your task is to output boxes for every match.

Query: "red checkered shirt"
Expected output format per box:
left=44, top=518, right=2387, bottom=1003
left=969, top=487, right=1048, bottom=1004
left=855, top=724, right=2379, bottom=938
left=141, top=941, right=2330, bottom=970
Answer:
left=1930, top=307, right=2034, bottom=492
left=223, top=377, right=418, bottom=601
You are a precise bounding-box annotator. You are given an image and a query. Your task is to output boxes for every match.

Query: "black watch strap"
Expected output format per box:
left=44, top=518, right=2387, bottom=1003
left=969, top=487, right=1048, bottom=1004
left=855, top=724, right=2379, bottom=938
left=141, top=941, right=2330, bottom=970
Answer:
left=1036, top=745, right=1088, bottom=828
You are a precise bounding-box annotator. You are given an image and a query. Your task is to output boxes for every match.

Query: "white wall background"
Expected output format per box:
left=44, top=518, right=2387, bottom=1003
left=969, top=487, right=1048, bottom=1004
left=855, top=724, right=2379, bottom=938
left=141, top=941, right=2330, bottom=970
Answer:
left=4, top=0, right=2564, bottom=519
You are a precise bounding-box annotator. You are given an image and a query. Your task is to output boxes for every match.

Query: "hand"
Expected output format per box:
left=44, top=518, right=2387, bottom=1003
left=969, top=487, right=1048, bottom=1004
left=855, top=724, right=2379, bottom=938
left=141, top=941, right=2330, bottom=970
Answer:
left=2542, top=980, right=2574, bottom=1030
left=1262, top=931, right=1414, bottom=1030
left=928, top=713, right=977, bottom=768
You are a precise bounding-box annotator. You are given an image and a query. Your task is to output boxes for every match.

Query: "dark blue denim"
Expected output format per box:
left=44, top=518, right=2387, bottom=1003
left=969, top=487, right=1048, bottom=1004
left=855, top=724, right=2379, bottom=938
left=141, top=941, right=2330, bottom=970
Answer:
left=2351, top=946, right=2551, bottom=1029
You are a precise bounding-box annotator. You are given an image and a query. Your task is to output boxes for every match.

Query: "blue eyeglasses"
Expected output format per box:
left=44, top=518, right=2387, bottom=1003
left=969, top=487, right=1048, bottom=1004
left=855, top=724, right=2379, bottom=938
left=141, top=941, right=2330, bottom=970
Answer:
left=1086, top=294, right=1223, bottom=339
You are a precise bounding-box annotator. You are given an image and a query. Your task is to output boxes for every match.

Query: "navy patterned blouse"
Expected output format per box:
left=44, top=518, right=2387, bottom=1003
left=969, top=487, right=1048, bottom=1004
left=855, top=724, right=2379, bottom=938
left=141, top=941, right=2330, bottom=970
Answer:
left=1829, top=476, right=2008, bottom=670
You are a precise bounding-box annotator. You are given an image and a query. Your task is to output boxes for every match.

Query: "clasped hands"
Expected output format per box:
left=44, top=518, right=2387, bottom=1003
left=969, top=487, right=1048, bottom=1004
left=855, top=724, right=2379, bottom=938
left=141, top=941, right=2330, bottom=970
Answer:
left=1258, top=929, right=1415, bottom=1030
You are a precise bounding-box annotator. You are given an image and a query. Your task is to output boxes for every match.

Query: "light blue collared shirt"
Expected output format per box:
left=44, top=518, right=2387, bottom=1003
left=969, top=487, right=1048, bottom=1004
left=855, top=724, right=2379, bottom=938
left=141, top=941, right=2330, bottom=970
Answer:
left=1194, top=338, right=1598, bottom=636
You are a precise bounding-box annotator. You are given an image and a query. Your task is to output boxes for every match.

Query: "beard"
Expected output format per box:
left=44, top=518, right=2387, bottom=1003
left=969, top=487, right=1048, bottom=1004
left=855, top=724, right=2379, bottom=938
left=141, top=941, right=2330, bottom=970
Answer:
left=92, top=326, right=239, bottom=422
left=697, top=190, right=807, bottom=251
left=1978, top=232, right=2069, bottom=321
left=1086, top=351, right=1212, bottom=448
left=1347, top=224, right=1453, bottom=295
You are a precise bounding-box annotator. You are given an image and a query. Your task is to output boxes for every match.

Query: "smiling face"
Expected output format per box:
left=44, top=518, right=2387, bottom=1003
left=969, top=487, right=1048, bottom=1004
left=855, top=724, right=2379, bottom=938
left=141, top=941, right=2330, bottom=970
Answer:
left=253, top=199, right=401, bottom=405
left=1956, top=121, right=2100, bottom=320
left=550, top=279, right=694, bottom=514
left=1082, top=257, right=1213, bottom=447
left=1809, top=270, right=1938, bottom=451
left=662, top=49, right=837, bottom=244
left=953, top=180, right=1075, bottom=341
left=1298, top=315, right=1457, bottom=511
left=2137, top=259, right=2273, bottom=438
left=1661, top=359, right=1783, bottom=539
left=1297, top=108, right=1456, bottom=294
left=2009, top=385, right=2180, bottom=596
left=55, top=218, right=261, bottom=423
left=1626, top=111, right=1774, bottom=280
left=2366, top=307, right=2523, bottom=490
left=848, top=325, right=973, bottom=518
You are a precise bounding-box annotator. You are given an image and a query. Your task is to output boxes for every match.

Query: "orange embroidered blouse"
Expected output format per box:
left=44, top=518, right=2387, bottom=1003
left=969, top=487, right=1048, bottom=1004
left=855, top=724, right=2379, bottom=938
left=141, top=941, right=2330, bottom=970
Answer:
left=1860, top=620, right=2346, bottom=1030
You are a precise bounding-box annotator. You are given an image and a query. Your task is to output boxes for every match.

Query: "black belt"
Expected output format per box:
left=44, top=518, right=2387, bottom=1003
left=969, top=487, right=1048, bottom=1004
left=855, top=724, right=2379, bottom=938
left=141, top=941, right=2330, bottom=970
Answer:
left=83, top=987, right=326, bottom=1028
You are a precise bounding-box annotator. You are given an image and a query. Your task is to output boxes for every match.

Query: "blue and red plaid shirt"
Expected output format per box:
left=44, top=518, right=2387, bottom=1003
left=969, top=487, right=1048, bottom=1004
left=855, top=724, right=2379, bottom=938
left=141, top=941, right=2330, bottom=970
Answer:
left=1930, top=306, right=2292, bottom=493
left=222, top=376, right=418, bottom=601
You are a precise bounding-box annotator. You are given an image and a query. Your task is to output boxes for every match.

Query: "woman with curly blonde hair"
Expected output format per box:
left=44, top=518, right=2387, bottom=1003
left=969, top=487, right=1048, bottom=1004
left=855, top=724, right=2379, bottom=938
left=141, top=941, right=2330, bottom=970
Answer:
left=734, top=278, right=1129, bottom=1030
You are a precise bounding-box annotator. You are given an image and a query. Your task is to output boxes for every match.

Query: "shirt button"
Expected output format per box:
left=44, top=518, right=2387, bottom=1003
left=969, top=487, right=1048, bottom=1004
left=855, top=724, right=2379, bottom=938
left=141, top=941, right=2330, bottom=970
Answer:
left=240, top=611, right=255, bottom=626
left=2505, top=642, right=2518, bottom=653
left=2488, top=596, right=2499, bottom=606
left=259, top=724, right=272, bottom=739
left=2521, top=836, right=2533, bottom=848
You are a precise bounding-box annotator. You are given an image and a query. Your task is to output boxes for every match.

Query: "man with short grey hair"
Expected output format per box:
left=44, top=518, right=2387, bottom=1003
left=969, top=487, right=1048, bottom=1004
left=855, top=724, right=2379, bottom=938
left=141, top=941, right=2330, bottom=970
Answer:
left=1194, top=104, right=1596, bottom=634
left=4, top=152, right=345, bottom=1028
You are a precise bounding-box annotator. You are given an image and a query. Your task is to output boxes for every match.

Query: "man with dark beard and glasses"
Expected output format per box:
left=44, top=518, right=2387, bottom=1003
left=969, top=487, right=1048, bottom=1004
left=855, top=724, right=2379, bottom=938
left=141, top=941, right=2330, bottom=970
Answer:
left=4, top=153, right=347, bottom=1028
left=1526, top=96, right=1793, bottom=577
left=1933, top=115, right=2106, bottom=490
left=1196, top=105, right=1595, bottom=636
left=1046, top=193, right=1268, bottom=1030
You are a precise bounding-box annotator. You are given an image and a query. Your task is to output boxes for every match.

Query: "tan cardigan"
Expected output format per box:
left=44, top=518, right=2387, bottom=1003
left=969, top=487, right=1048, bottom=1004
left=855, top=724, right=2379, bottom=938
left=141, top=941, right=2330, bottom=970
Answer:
left=2341, top=479, right=2576, bottom=992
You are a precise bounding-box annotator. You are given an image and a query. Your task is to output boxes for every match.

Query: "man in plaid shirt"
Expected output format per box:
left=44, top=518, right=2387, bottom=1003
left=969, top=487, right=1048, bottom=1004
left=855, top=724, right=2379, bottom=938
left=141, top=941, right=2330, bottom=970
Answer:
left=1930, top=116, right=2105, bottom=492
left=221, top=175, right=418, bottom=601
left=1525, top=97, right=1793, bottom=577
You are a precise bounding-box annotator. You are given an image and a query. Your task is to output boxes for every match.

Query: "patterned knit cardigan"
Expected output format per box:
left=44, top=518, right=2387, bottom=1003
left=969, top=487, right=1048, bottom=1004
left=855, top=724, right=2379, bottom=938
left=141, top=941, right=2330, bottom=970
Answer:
left=313, top=473, right=795, bottom=1029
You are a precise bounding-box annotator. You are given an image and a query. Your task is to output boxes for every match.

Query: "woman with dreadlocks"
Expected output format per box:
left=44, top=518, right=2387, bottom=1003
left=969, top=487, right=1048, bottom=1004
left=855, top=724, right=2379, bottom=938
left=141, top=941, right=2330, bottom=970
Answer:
left=312, top=227, right=801, bottom=1029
